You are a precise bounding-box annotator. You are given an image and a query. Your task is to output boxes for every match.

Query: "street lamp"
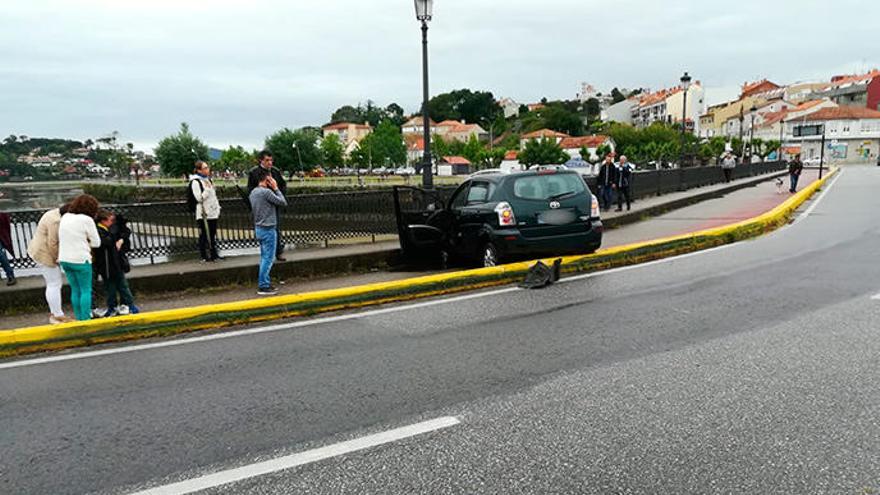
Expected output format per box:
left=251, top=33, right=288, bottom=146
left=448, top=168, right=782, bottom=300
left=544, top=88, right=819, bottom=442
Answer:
left=292, top=143, right=304, bottom=177
left=748, top=105, right=757, bottom=164
left=415, top=0, right=434, bottom=188
left=679, top=71, right=692, bottom=167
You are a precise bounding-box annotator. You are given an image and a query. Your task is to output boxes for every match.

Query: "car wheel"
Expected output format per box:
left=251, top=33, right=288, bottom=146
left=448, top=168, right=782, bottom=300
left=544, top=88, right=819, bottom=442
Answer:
left=482, top=242, right=499, bottom=268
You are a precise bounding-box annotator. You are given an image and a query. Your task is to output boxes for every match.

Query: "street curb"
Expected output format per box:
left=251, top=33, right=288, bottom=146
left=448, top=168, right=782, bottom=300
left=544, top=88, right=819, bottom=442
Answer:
left=0, top=169, right=837, bottom=358
left=0, top=249, right=398, bottom=314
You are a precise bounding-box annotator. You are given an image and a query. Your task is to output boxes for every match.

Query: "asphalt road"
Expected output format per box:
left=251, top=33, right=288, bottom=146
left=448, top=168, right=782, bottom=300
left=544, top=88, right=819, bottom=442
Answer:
left=1, top=166, right=878, bottom=494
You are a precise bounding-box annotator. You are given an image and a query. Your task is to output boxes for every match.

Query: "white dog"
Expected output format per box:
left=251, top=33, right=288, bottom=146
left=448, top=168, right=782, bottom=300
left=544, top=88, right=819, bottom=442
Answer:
left=775, top=177, right=785, bottom=194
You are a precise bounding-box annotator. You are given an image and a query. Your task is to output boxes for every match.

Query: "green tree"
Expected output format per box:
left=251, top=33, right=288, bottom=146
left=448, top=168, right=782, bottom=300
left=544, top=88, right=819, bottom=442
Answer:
left=320, top=133, right=345, bottom=168
left=349, top=120, right=406, bottom=168
left=594, top=143, right=614, bottom=163
left=217, top=146, right=255, bottom=174
left=610, top=88, right=626, bottom=104
left=155, top=123, right=210, bottom=177
left=461, top=134, right=485, bottom=165
left=265, top=127, right=322, bottom=173
left=428, top=89, right=502, bottom=128
left=476, top=147, right=506, bottom=170
left=541, top=104, right=584, bottom=136
left=519, top=138, right=569, bottom=166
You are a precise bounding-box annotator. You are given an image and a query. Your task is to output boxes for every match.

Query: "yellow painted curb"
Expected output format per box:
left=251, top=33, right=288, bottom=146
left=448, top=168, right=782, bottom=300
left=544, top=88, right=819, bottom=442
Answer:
left=0, top=168, right=837, bottom=357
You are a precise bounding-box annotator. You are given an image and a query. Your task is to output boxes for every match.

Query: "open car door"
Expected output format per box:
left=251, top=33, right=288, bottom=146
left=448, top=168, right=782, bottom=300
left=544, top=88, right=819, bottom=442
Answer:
left=392, top=186, right=452, bottom=263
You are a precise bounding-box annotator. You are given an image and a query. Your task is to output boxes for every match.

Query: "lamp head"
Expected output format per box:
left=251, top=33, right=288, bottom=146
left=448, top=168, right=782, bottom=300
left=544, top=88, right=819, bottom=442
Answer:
left=414, top=0, right=433, bottom=21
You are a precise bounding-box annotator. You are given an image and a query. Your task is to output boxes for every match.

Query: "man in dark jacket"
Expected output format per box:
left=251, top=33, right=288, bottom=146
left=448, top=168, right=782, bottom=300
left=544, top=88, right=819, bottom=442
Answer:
left=248, top=150, right=288, bottom=261
left=788, top=156, right=804, bottom=193
left=596, top=153, right=618, bottom=211
left=93, top=210, right=138, bottom=317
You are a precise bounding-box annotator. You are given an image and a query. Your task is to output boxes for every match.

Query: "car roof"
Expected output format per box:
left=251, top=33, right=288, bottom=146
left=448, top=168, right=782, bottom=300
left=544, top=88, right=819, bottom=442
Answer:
left=465, top=169, right=581, bottom=184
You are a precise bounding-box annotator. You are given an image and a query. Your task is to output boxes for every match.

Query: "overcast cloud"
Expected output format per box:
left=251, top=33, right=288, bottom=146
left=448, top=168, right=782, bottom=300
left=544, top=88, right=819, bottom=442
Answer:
left=2, top=0, right=878, bottom=151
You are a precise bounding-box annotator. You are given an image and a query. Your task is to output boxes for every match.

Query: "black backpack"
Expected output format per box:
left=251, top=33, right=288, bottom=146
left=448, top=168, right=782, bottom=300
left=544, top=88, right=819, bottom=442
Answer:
left=186, top=179, right=204, bottom=212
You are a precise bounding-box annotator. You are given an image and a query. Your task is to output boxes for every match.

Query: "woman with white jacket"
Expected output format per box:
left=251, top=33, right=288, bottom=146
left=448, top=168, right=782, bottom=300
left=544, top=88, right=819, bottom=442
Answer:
left=27, top=202, right=73, bottom=324
left=58, top=194, right=101, bottom=321
left=190, top=161, right=222, bottom=262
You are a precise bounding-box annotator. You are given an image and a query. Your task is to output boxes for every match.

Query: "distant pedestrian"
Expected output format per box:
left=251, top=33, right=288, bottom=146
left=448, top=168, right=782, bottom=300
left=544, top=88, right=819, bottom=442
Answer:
left=27, top=203, right=72, bottom=323
left=789, top=156, right=804, bottom=193
left=58, top=194, right=101, bottom=321
left=93, top=209, right=139, bottom=317
left=597, top=153, right=618, bottom=211
left=615, top=155, right=634, bottom=212
left=249, top=167, right=288, bottom=295
left=721, top=152, right=737, bottom=183
left=0, top=212, right=15, bottom=286
left=189, top=160, right=222, bottom=262
left=248, top=151, right=288, bottom=262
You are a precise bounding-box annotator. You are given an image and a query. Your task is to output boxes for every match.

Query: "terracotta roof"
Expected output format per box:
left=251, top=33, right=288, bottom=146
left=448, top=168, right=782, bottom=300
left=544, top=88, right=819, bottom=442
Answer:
left=504, top=150, right=518, bottom=160
left=830, top=69, right=880, bottom=87
left=407, top=137, right=425, bottom=152
left=436, top=120, right=461, bottom=127
left=323, top=122, right=371, bottom=131
left=442, top=156, right=471, bottom=165
left=521, top=129, right=570, bottom=140
left=793, top=99, right=826, bottom=112
left=559, top=135, right=611, bottom=149
left=803, top=107, right=880, bottom=121
left=638, top=87, right=682, bottom=107
left=759, top=109, right=789, bottom=127
left=782, top=146, right=801, bottom=154
left=741, top=79, right=780, bottom=97
left=403, top=116, right=436, bottom=127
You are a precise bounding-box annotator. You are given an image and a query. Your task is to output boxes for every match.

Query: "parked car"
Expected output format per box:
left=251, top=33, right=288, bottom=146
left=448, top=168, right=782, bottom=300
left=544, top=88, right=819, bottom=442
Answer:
left=394, top=169, right=602, bottom=267
left=803, top=157, right=822, bottom=166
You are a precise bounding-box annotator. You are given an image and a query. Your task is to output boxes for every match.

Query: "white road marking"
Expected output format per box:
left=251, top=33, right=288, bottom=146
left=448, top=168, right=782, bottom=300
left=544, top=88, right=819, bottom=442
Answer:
left=792, top=170, right=843, bottom=225
left=128, top=416, right=460, bottom=495
left=2, top=178, right=840, bottom=372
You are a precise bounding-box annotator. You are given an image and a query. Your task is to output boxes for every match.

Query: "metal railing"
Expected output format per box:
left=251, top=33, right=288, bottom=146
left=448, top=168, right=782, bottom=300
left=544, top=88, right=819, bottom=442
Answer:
left=3, top=162, right=786, bottom=269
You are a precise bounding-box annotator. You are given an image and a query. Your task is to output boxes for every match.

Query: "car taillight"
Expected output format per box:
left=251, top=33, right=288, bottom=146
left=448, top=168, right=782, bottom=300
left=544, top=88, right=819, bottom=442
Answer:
left=495, top=202, right=517, bottom=226
left=591, top=195, right=600, bottom=218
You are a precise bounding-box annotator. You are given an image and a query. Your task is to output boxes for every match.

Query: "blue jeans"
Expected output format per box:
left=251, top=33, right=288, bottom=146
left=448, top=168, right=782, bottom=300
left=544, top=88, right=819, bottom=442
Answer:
left=0, top=248, right=13, bottom=280
left=255, top=226, right=277, bottom=289
left=600, top=185, right=614, bottom=210
left=789, top=173, right=799, bottom=192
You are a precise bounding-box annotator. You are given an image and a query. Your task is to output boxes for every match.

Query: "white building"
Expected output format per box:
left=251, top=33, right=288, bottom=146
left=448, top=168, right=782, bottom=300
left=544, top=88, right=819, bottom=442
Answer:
left=631, top=81, right=705, bottom=133
left=791, top=106, right=880, bottom=163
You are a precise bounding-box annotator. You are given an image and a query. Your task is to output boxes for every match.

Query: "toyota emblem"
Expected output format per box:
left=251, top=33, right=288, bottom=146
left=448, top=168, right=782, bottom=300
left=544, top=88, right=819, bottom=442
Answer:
left=549, top=201, right=561, bottom=209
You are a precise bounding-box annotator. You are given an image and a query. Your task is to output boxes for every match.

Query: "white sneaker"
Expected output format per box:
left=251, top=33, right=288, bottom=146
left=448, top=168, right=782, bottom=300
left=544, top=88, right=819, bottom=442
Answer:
left=117, top=305, right=130, bottom=316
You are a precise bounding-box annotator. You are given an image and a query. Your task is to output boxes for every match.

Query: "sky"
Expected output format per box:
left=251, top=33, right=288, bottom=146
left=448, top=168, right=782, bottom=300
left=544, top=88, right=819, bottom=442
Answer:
left=2, top=0, right=878, bottom=152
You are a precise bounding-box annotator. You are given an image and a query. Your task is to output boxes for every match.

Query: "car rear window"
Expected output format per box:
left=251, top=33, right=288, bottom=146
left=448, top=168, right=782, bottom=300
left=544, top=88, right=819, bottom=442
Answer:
left=512, top=173, right=586, bottom=200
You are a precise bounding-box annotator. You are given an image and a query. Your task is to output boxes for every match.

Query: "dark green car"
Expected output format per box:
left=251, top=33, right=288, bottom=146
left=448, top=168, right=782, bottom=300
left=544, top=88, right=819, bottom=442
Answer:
left=394, top=169, right=603, bottom=267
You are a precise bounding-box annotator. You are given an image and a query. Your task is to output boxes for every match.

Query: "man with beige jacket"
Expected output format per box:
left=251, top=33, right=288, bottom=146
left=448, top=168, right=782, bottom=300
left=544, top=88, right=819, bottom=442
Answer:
left=27, top=204, right=72, bottom=324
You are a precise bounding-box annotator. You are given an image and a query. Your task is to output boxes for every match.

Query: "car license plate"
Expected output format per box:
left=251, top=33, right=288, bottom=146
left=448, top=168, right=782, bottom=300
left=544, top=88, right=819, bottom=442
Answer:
left=537, top=209, right=575, bottom=225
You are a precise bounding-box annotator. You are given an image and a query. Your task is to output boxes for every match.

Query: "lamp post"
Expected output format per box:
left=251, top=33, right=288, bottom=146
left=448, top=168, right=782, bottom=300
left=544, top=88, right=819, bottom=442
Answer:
left=679, top=71, right=692, bottom=167
left=748, top=105, right=757, bottom=164
left=292, top=143, right=304, bottom=177
left=415, top=0, right=434, bottom=188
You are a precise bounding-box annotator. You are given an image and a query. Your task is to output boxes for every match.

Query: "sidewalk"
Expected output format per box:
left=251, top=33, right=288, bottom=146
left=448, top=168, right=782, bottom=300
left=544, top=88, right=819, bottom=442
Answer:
left=0, top=169, right=790, bottom=329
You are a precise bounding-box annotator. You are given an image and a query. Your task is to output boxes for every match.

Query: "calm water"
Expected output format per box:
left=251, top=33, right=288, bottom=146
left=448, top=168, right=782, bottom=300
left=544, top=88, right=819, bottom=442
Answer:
left=0, top=183, right=84, bottom=211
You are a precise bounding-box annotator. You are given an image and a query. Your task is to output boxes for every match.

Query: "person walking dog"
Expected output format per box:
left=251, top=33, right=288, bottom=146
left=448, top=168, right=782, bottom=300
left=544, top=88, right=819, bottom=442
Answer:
left=248, top=151, right=288, bottom=262
left=789, top=155, right=804, bottom=193
left=27, top=202, right=72, bottom=323
left=249, top=168, right=287, bottom=295
left=189, top=160, right=222, bottom=262
left=58, top=194, right=101, bottom=321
